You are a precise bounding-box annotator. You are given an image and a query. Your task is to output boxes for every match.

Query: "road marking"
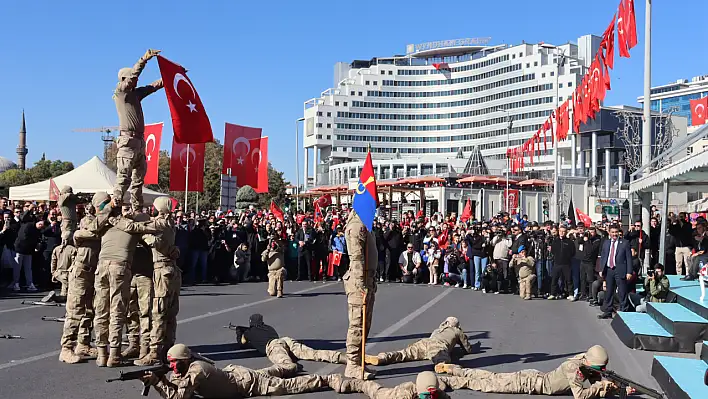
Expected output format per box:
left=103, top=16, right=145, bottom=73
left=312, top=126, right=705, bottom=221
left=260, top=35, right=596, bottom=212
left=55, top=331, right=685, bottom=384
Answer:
left=0, top=283, right=329, bottom=371
left=280, top=287, right=454, bottom=399
left=0, top=306, right=46, bottom=315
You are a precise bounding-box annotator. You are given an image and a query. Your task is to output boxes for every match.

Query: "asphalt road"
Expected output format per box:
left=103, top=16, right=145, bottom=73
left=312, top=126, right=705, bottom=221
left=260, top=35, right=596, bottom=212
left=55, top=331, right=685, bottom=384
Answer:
left=0, top=281, right=662, bottom=398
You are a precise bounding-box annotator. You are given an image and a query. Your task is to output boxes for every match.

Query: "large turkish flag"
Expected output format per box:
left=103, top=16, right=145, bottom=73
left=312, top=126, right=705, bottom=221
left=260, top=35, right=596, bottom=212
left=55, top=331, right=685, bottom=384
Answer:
left=143, top=122, right=163, bottom=185
left=157, top=56, right=214, bottom=144
left=690, top=97, right=708, bottom=126
left=255, top=137, right=269, bottom=193
left=223, top=122, right=262, bottom=186
left=169, top=139, right=205, bottom=192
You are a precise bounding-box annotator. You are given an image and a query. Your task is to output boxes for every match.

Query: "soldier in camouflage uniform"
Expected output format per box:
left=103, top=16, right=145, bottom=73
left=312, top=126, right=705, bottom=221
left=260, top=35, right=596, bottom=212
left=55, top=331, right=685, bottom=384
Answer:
left=57, top=185, right=79, bottom=247
left=141, top=344, right=339, bottom=398
left=58, top=196, right=104, bottom=363
left=123, top=233, right=154, bottom=360
left=365, top=316, right=476, bottom=367
left=262, top=235, right=285, bottom=297
left=51, top=242, right=75, bottom=297
left=330, top=370, right=452, bottom=399
left=511, top=245, right=536, bottom=300
left=434, top=345, right=631, bottom=398
left=343, top=209, right=378, bottom=379
left=231, top=314, right=346, bottom=378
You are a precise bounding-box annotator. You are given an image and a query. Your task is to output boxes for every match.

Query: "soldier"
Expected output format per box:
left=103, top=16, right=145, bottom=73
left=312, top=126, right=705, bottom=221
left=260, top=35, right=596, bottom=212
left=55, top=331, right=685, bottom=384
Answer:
left=58, top=196, right=104, bottom=363
left=330, top=370, right=452, bottom=399
left=365, top=317, right=477, bottom=366
left=134, top=197, right=181, bottom=366
left=89, top=197, right=159, bottom=367
left=434, top=345, right=633, bottom=398
left=262, top=234, right=285, bottom=297
left=229, top=313, right=346, bottom=378
left=510, top=245, right=536, bottom=300
left=57, top=185, right=79, bottom=247
left=51, top=242, right=75, bottom=297
left=123, top=236, right=154, bottom=360
left=141, top=344, right=339, bottom=398
left=113, top=49, right=163, bottom=212
left=343, top=209, right=378, bottom=379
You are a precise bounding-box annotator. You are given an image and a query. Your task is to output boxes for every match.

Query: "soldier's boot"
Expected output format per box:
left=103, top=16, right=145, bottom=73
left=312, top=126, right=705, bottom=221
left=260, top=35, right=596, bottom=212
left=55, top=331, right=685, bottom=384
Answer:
left=134, top=347, right=161, bottom=366
left=96, top=347, right=108, bottom=367
left=106, top=347, right=124, bottom=368
left=344, top=363, right=375, bottom=380
left=138, top=343, right=150, bottom=360
left=121, top=342, right=140, bottom=359
left=334, top=352, right=347, bottom=364
left=59, top=347, right=81, bottom=364
left=75, top=343, right=98, bottom=358
left=364, top=354, right=380, bottom=365
left=434, top=363, right=454, bottom=374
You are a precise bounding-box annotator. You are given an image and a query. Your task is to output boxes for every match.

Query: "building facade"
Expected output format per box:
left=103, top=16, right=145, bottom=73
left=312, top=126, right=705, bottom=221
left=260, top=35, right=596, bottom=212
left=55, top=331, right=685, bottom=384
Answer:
left=638, top=75, right=708, bottom=126
left=302, top=35, right=601, bottom=188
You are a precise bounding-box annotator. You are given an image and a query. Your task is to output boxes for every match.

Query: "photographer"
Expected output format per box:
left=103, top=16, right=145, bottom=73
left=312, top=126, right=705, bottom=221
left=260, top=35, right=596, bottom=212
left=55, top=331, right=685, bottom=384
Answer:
left=631, top=264, right=670, bottom=313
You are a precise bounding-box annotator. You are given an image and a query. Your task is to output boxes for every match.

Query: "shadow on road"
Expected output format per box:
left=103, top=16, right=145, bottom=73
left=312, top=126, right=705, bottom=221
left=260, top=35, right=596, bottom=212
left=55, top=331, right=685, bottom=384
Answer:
left=189, top=343, right=264, bottom=361
left=297, top=331, right=489, bottom=351
left=459, top=351, right=578, bottom=369
left=179, top=292, right=243, bottom=297
left=287, top=292, right=344, bottom=298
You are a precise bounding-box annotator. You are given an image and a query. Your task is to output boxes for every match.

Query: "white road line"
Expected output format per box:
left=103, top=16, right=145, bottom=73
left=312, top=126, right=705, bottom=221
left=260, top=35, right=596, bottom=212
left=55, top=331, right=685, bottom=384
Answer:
left=0, top=306, right=47, bottom=315
left=280, top=287, right=454, bottom=399
left=0, top=283, right=329, bottom=371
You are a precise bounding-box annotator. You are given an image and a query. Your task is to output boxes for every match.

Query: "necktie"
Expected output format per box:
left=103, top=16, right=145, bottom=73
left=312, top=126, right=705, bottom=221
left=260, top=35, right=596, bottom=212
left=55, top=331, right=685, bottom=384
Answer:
left=609, top=240, right=616, bottom=269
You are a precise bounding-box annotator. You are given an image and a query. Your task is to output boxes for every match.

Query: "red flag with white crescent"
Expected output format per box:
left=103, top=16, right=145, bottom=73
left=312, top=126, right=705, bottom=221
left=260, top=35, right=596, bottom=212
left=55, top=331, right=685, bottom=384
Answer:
left=169, top=139, right=205, bottom=192
left=270, top=200, right=284, bottom=222
left=143, top=122, right=163, bottom=185
left=223, top=123, right=262, bottom=187
left=690, top=97, right=708, bottom=126
left=49, top=178, right=60, bottom=201
left=255, top=137, right=269, bottom=194
left=157, top=56, right=214, bottom=144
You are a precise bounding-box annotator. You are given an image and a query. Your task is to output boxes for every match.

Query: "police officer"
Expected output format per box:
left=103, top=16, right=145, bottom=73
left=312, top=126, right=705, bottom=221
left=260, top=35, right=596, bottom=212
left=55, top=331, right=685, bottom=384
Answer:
left=365, top=317, right=476, bottom=366
left=230, top=314, right=346, bottom=378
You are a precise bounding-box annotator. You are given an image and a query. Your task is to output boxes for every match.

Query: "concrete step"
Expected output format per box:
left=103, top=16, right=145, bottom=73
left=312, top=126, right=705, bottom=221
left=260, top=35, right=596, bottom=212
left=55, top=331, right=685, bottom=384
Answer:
left=647, top=302, right=708, bottom=353
left=651, top=356, right=708, bottom=399
left=611, top=312, right=680, bottom=352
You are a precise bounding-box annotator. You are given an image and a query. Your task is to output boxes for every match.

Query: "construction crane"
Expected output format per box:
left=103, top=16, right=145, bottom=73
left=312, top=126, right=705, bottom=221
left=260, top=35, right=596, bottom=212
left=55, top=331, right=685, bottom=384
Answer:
left=72, top=126, right=120, bottom=162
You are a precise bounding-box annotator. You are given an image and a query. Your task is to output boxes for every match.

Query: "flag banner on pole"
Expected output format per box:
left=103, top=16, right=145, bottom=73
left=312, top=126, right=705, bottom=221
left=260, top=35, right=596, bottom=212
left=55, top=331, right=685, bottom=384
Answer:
left=255, top=137, right=269, bottom=194
left=143, top=122, right=164, bottom=185
left=223, top=123, right=263, bottom=189
left=49, top=178, right=60, bottom=201
left=352, top=151, right=378, bottom=231
left=169, top=140, right=205, bottom=192
left=690, top=97, right=708, bottom=126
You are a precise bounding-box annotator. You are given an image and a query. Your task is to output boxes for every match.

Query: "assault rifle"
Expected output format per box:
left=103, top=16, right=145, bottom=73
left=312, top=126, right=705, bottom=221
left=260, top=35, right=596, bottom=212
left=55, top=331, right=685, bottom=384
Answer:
left=1, top=334, right=23, bottom=339
left=42, top=316, right=65, bottom=322
left=106, top=364, right=170, bottom=396
left=22, top=300, right=63, bottom=307
left=224, top=323, right=248, bottom=344
left=580, top=365, right=665, bottom=399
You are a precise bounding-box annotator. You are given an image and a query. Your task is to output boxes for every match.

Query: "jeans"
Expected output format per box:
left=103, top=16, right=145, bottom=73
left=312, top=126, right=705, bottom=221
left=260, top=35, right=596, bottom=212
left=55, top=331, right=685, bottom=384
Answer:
left=535, top=260, right=545, bottom=292
left=571, top=259, right=581, bottom=297
left=460, top=266, right=468, bottom=286
left=13, top=252, right=34, bottom=286
left=189, top=250, right=208, bottom=283
left=473, top=256, right=488, bottom=289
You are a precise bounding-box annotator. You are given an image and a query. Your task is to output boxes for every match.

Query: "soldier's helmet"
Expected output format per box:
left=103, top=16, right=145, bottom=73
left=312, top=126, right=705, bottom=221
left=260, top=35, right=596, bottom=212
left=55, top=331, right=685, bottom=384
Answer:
left=416, top=371, right=440, bottom=394
left=249, top=313, right=264, bottom=327
left=91, top=192, right=110, bottom=208
left=118, top=67, right=133, bottom=81
left=60, top=185, right=72, bottom=194
left=167, top=344, right=192, bottom=360
left=439, top=316, right=459, bottom=330
left=585, top=345, right=609, bottom=367
left=154, top=197, right=172, bottom=214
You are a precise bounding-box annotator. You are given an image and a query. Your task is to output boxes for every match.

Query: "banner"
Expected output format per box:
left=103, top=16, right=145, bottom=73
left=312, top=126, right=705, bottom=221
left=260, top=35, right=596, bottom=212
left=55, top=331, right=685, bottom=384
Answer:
left=255, top=137, right=269, bottom=193
left=49, top=178, right=60, bottom=201
left=223, top=123, right=262, bottom=186
left=143, top=122, right=164, bottom=185
left=169, top=140, right=205, bottom=192
left=504, top=189, right=519, bottom=214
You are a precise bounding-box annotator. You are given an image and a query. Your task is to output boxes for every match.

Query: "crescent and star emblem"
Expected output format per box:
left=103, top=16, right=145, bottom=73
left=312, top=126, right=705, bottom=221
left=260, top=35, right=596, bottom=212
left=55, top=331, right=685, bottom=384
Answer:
left=231, top=137, right=251, bottom=166
left=251, top=148, right=262, bottom=172
left=355, top=176, right=375, bottom=195
left=179, top=146, right=197, bottom=170
left=146, top=134, right=156, bottom=161
left=173, top=73, right=198, bottom=113
left=617, top=17, right=624, bottom=35
left=695, top=103, right=705, bottom=119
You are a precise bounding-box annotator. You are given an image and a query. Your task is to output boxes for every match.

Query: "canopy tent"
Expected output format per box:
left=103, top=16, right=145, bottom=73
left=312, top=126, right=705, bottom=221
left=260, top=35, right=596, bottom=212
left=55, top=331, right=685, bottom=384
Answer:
left=9, top=156, right=165, bottom=204
left=629, top=148, right=708, bottom=194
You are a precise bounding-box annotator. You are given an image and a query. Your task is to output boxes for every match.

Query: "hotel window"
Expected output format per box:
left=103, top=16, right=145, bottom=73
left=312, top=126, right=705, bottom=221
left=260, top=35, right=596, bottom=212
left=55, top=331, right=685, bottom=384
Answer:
left=567, top=82, right=572, bottom=87
left=317, top=112, right=322, bottom=116
left=316, top=123, right=323, bottom=128
left=373, top=81, right=377, bottom=85
left=388, top=71, right=392, bottom=75
left=350, top=91, right=355, bottom=95
left=512, top=54, right=515, bottom=59
left=534, top=61, right=538, bottom=66
left=559, top=83, right=563, bottom=88
left=344, top=102, right=348, bottom=106
left=327, top=123, right=331, bottom=128
left=519, top=52, right=523, bottom=57
left=542, top=73, right=546, bottom=78
left=550, top=71, right=554, bottom=76
left=381, top=71, right=385, bottom=75
left=327, top=135, right=331, bottom=139
left=526, top=63, right=530, bottom=68
left=358, top=92, right=363, bottom=96
left=335, top=101, right=339, bottom=106
left=365, top=81, right=370, bottom=85
left=327, top=112, right=331, bottom=117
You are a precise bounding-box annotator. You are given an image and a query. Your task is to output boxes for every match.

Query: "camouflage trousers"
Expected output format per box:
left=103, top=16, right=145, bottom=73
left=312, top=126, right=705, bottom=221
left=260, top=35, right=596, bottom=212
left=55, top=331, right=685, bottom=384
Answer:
left=54, top=271, right=69, bottom=297
left=149, top=263, right=181, bottom=350
left=262, top=337, right=346, bottom=378
left=60, top=219, right=76, bottom=244
left=375, top=337, right=451, bottom=365
left=222, top=364, right=329, bottom=396
left=127, top=273, right=153, bottom=347
left=267, top=269, right=284, bottom=296
left=337, top=379, right=420, bottom=399
left=113, top=133, right=146, bottom=211
left=442, top=365, right=547, bottom=394
left=343, top=275, right=376, bottom=365
left=519, top=274, right=537, bottom=299
left=93, top=260, right=132, bottom=348
left=60, top=263, right=95, bottom=349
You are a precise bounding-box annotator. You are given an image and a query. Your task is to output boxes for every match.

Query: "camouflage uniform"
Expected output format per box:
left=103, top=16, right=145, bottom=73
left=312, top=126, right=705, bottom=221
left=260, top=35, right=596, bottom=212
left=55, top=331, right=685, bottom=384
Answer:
left=59, top=208, right=102, bottom=363
left=113, top=49, right=163, bottom=211
left=439, top=355, right=612, bottom=398
left=125, top=241, right=154, bottom=359
left=331, top=371, right=452, bottom=399
left=51, top=244, right=76, bottom=296
left=152, top=361, right=332, bottom=398
left=57, top=186, right=79, bottom=245
left=368, top=317, right=475, bottom=366
left=511, top=255, right=537, bottom=300
left=343, top=210, right=378, bottom=379
left=262, top=237, right=285, bottom=297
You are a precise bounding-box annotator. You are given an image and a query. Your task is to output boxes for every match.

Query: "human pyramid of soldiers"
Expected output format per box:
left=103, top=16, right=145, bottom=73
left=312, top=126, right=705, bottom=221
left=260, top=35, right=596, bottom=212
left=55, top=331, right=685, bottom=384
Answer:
left=47, top=50, right=643, bottom=399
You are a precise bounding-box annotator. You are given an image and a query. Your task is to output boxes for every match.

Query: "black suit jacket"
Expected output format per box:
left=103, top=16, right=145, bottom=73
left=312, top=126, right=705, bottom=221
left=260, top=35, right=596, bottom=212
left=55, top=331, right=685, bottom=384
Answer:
left=599, top=238, right=632, bottom=276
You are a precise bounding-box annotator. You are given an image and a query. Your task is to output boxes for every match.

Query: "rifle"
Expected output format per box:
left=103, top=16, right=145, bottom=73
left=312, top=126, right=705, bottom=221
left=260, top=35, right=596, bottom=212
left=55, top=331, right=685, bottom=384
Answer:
left=22, top=300, right=63, bottom=307
left=42, top=316, right=66, bottom=322
left=1, top=334, right=23, bottom=339
left=106, top=364, right=170, bottom=396
left=580, top=365, right=665, bottom=399
left=223, top=323, right=248, bottom=344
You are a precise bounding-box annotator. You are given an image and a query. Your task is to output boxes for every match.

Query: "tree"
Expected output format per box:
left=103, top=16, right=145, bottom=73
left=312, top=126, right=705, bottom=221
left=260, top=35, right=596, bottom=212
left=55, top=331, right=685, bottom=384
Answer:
left=0, top=158, right=74, bottom=197
left=257, top=163, right=290, bottom=208
left=235, top=185, right=258, bottom=210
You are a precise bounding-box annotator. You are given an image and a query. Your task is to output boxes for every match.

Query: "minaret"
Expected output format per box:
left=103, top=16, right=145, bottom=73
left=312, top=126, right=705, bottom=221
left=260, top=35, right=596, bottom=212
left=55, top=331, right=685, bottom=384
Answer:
left=16, top=110, right=28, bottom=170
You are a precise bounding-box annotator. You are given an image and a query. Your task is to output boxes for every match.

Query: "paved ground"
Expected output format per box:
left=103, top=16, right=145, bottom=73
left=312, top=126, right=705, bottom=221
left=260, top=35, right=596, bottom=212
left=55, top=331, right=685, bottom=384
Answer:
left=0, top=281, right=662, bottom=399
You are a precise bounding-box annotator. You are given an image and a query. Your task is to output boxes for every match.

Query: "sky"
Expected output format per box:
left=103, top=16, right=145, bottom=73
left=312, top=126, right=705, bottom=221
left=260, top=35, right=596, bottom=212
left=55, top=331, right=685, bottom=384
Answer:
left=0, top=0, right=706, bottom=184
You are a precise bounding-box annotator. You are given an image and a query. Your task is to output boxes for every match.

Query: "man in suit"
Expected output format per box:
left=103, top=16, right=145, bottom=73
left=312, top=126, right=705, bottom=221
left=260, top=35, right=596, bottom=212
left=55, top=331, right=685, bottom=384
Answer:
left=598, top=225, right=633, bottom=319
left=295, top=220, right=314, bottom=281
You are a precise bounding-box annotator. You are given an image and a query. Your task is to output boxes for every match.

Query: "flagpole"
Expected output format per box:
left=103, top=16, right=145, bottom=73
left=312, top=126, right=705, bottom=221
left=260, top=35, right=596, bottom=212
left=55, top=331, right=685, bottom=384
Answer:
left=184, top=144, right=190, bottom=211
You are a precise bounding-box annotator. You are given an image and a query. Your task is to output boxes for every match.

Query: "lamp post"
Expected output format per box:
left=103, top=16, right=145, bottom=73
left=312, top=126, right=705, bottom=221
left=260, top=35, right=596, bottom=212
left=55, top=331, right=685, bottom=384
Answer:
left=640, top=0, right=652, bottom=275
left=295, top=117, right=305, bottom=212
left=497, top=107, right=514, bottom=212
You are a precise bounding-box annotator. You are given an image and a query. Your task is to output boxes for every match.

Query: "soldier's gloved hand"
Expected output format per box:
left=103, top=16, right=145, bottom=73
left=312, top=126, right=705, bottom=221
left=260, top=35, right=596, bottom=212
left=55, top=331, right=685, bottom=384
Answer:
left=145, top=49, right=162, bottom=59
left=140, top=372, right=159, bottom=386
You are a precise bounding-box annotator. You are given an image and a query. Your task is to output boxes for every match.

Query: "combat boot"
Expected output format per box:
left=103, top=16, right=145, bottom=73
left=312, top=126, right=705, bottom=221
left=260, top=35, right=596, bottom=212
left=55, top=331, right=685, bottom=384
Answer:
left=326, top=374, right=362, bottom=393
left=344, top=363, right=375, bottom=380
left=121, top=342, right=140, bottom=359
left=277, top=291, right=283, bottom=298
left=96, top=347, right=108, bottom=367
left=107, top=347, right=124, bottom=368
left=59, top=347, right=81, bottom=364
left=364, top=354, right=380, bottom=365
left=134, top=347, right=161, bottom=366
left=334, top=352, right=347, bottom=364
left=138, top=343, right=150, bottom=360
left=434, top=363, right=454, bottom=374
left=75, top=343, right=98, bottom=358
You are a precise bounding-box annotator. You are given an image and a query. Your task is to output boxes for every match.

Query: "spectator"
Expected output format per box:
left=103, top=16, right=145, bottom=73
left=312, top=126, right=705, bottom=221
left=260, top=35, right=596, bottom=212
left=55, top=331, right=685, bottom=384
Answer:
left=492, top=231, right=511, bottom=293
left=398, top=243, right=422, bottom=284
left=631, top=263, right=670, bottom=313
left=598, top=225, right=633, bottom=319
left=548, top=225, right=575, bottom=301
left=12, top=206, right=42, bottom=292
left=331, top=226, right=348, bottom=281
left=669, top=212, right=693, bottom=276
left=234, top=242, right=251, bottom=282
left=427, top=241, right=442, bottom=285
left=188, top=218, right=211, bottom=284
left=579, top=226, right=601, bottom=301
left=295, top=220, right=314, bottom=281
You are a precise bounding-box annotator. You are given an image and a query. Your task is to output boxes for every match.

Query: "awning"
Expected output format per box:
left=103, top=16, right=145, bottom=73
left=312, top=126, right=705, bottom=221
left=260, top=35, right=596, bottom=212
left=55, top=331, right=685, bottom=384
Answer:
left=629, top=147, right=708, bottom=194
left=518, top=178, right=553, bottom=187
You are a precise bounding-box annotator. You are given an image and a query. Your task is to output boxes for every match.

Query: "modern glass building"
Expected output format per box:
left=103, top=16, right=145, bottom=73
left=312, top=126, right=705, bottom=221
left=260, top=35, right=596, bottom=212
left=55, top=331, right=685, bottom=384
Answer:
left=638, top=75, right=708, bottom=126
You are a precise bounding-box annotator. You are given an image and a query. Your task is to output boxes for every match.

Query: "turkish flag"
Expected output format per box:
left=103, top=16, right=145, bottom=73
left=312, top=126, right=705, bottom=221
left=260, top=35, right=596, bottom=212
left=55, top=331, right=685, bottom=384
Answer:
left=169, top=139, right=205, bottom=192
left=691, top=97, right=708, bottom=126
left=169, top=197, right=179, bottom=212
left=296, top=214, right=306, bottom=225
left=157, top=56, right=213, bottom=144
left=617, top=0, right=631, bottom=58
left=460, top=199, right=472, bottom=223
left=315, top=193, right=332, bottom=208
left=49, top=178, right=60, bottom=201
left=143, top=122, right=163, bottom=185
left=576, top=208, right=593, bottom=227
left=332, top=251, right=342, bottom=266
left=601, top=14, right=616, bottom=69
left=255, top=137, right=269, bottom=194
left=223, top=122, right=262, bottom=184
left=625, top=0, right=637, bottom=49
left=314, top=202, right=323, bottom=224
left=270, top=200, right=284, bottom=222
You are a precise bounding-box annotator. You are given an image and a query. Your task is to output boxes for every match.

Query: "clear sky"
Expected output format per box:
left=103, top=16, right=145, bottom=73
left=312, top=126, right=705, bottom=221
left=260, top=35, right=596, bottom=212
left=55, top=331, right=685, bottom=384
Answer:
left=0, top=0, right=705, bottom=184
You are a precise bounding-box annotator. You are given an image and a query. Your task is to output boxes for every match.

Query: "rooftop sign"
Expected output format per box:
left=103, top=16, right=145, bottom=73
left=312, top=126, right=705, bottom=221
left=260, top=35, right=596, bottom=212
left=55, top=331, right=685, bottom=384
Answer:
left=406, top=37, right=492, bottom=54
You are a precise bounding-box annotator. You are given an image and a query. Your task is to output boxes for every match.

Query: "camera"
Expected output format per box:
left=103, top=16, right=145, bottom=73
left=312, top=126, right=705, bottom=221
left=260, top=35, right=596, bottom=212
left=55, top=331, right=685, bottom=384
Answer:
left=647, top=269, right=655, bottom=277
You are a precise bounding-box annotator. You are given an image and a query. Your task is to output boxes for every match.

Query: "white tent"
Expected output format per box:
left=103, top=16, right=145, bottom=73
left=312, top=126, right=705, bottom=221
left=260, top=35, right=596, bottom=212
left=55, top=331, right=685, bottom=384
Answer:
left=9, top=156, right=165, bottom=204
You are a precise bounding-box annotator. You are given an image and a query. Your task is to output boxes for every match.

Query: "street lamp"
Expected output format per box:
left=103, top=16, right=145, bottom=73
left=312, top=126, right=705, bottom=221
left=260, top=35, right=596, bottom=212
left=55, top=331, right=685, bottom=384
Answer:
left=497, top=107, right=514, bottom=213
left=541, top=43, right=566, bottom=221
left=295, top=117, right=305, bottom=212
